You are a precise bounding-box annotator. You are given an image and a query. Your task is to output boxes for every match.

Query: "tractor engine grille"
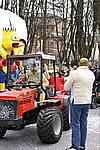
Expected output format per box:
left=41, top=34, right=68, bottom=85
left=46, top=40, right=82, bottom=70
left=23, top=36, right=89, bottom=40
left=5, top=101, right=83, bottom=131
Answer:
left=0, top=101, right=18, bottom=119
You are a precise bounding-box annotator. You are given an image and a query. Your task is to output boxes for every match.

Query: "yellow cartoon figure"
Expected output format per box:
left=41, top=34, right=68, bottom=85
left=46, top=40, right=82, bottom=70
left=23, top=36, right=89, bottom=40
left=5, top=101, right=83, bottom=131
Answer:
left=0, top=9, right=27, bottom=91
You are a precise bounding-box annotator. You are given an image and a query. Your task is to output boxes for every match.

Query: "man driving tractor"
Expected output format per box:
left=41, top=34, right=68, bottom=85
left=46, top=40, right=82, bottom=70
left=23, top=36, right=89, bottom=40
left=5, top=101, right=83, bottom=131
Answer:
left=29, top=63, right=49, bottom=102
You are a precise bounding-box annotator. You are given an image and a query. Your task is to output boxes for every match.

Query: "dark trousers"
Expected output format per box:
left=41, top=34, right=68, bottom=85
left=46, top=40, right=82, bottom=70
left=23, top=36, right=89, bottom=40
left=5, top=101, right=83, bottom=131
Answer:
left=70, top=101, right=90, bottom=149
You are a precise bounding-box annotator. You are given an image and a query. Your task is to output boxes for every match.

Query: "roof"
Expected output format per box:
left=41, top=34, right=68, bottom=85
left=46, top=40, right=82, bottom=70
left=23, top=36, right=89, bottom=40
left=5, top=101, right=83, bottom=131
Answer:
left=42, top=54, right=55, bottom=60
left=7, top=53, right=56, bottom=61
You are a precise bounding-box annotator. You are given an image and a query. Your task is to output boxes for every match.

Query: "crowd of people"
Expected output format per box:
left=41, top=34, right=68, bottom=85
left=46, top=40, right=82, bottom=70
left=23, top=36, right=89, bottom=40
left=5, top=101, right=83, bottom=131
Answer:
left=47, top=60, right=100, bottom=99
left=25, top=58, right=99, bottom=104
left=90, top=61, right=100, bottom=99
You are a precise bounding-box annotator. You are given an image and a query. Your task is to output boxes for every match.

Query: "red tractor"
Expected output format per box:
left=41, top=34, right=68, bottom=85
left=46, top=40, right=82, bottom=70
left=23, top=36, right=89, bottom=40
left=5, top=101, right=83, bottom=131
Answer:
left=0, top=53, right=70, bottom=144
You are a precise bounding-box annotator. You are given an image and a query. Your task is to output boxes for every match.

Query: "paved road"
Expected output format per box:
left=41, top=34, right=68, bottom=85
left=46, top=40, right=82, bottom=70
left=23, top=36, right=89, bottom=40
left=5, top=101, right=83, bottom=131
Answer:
left=86, top=107, right=100, bottom=150
left=0, top=107, right=99, bottom=150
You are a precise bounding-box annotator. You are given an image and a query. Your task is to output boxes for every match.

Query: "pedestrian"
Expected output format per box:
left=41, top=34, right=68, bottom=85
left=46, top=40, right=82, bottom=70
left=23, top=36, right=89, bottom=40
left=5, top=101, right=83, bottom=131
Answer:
left=64, top=58, right=95, bottom=150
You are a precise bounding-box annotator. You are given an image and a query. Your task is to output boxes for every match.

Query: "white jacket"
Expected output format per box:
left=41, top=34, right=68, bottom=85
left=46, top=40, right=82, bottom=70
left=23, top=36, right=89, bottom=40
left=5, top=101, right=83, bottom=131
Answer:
left=64, top=66, right=95, bottom=104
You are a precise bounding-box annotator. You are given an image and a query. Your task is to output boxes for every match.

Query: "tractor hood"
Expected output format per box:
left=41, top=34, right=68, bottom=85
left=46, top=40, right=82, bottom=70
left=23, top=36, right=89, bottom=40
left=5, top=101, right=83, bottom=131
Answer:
left=0, top=88, right=34, bottom=100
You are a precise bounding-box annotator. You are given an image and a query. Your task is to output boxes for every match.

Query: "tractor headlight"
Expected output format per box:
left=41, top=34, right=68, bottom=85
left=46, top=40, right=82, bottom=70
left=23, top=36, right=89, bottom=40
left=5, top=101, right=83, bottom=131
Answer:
left=0, top=101, right=18, bottom=119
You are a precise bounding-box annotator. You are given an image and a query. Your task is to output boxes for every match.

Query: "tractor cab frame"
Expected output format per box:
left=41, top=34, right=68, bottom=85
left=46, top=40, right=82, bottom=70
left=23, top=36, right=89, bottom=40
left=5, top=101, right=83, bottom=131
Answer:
left=7, top=53, right=56, bottom=97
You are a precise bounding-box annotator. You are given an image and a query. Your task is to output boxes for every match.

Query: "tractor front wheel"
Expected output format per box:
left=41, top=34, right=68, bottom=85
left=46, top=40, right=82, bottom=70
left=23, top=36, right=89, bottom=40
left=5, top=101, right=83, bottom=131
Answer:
left=0, top=127, right=6, bottom=138
left=37, top=107, right=63, bottom=144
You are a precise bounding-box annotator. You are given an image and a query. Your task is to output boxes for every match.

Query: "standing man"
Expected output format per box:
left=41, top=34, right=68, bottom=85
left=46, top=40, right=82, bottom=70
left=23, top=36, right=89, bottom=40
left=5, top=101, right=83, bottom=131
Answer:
left=64, top=58, right=95, bottom=150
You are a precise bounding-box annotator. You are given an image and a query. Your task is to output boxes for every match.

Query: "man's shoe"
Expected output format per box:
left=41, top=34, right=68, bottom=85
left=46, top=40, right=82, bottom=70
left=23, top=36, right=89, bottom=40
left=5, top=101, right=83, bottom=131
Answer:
left=66, top=146, right=79, bottom=150
left=80, top=147, right=85, bottom=150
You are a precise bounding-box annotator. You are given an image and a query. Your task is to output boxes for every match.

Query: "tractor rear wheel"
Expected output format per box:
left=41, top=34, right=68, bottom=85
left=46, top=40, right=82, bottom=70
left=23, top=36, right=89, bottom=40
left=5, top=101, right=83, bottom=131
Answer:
left=37, top=107, right=63, bottom=144
left=0, top=127, right=6, bottom=138
left=62, top=105, right=70, bottom=131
